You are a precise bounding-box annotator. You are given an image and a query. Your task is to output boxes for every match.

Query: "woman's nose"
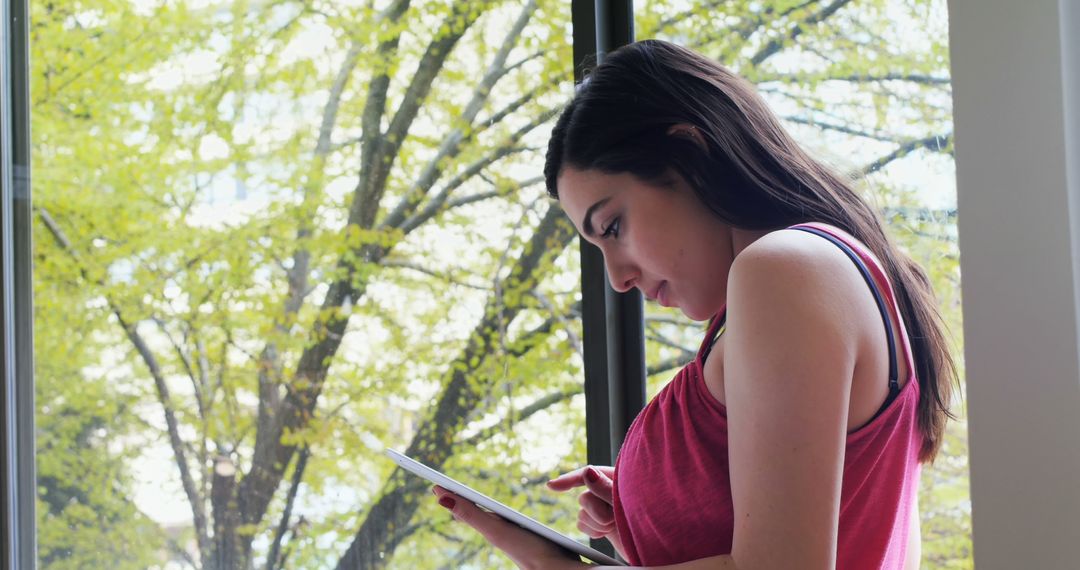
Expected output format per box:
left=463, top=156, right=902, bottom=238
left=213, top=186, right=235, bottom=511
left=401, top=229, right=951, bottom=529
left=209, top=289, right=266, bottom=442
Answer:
left=605, top=257, right=639, bottom=293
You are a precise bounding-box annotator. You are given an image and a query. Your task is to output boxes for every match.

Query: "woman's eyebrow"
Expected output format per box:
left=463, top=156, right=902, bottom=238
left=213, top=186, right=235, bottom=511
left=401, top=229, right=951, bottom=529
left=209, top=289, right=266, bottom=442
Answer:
left=582, top=197, right=612, bottom=237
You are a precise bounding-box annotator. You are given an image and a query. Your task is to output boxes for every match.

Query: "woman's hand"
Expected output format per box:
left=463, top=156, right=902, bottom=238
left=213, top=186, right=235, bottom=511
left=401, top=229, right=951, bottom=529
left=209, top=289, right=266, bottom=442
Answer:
left=546, top=466, right=628, bottom=560
left=431, top=486, right=589, bottom=570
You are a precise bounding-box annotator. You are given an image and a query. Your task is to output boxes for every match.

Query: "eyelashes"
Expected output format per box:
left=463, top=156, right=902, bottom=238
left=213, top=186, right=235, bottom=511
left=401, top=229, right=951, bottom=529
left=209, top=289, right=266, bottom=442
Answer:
left=601, top=217, right=621, bottom=239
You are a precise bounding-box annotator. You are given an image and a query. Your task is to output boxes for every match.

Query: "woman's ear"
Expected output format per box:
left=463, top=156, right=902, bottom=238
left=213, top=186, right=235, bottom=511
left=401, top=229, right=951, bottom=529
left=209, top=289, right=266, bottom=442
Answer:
left=666, top=122, right=708, bottom=152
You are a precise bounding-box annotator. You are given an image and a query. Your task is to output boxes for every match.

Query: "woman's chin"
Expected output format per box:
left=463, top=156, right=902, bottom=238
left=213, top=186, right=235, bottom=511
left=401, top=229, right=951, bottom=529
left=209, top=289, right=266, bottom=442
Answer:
left=679, top=306, right=710, bottom=322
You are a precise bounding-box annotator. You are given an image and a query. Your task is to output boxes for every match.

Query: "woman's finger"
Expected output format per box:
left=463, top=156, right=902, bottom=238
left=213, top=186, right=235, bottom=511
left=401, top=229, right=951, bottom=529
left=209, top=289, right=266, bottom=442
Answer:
left=432, top=487, right=513, bottom=548
left=578, top=491, right=616, bottom=526
left=582, top=466, right=614, bottom=504
left=547, top=465, right=615, bottom=492
left=577, top=518, right=607, bottom=539
left=546, top=466, right=589, bottom=491
left=579, top=508, right=616, bottom=534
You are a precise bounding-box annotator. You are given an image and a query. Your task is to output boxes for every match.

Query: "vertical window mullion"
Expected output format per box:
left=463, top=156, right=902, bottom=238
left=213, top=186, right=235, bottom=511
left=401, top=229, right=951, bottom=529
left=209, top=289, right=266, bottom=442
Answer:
left=571, top=0, right=608, bottom=472
left=592, top=0, right=642, bottom=466
left=573, top=0, right=643, bottom=558
left=1, top=0, right=34, bottom=566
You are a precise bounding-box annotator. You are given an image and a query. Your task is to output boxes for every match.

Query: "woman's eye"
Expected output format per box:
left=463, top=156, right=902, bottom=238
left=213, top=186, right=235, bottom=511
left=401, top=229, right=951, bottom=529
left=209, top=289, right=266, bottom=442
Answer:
left=601, top=217, right=620, bottom=239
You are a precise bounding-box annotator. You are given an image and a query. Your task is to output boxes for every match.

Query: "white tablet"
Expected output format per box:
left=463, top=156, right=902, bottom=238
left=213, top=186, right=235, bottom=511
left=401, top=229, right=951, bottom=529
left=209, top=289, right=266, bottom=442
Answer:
left=384, top=448, right=625, bottom=566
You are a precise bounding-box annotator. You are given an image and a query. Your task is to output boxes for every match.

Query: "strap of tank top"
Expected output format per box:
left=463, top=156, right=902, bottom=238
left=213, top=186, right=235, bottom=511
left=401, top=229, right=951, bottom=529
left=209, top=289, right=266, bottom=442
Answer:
left=788, top=225, right=901, bottom=403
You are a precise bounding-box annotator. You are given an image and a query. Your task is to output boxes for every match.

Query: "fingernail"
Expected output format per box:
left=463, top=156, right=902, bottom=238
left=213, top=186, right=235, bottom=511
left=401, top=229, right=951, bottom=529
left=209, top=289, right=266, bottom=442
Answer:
left=585, top=468, right=599, bottom=483
left=439, top=496, right=456, bottom=510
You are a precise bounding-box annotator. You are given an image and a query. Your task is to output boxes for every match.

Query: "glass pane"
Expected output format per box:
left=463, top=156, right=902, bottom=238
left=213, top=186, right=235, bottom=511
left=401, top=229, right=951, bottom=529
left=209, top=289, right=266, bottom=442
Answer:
left=33, top=1, right=582, bottom=568
left=638, top=1, right=970, bottom=568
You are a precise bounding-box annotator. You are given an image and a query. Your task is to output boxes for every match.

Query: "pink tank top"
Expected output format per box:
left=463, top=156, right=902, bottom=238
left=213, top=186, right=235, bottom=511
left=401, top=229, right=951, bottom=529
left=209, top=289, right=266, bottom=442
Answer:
left=611, top=223, right=922, bottom=568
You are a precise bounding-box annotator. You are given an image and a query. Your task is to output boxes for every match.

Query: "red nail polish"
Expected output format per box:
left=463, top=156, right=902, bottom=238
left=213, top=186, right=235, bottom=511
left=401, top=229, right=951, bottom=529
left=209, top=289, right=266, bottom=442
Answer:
left=439, top=496, right=456, bottom=510
left=585, top=468, right=599, bottom=483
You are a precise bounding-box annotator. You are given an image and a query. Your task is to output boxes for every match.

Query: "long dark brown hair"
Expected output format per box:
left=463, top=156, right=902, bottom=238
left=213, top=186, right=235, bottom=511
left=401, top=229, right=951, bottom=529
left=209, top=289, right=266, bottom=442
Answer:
left=544, top=39, right=957, bottom=463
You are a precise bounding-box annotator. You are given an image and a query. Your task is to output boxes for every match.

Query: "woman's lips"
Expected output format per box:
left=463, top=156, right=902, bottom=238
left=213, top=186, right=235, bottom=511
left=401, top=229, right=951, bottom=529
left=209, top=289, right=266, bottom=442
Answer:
left=657, top=281, right=669, bottom=307
left=644, top=281, right=670, bottom=307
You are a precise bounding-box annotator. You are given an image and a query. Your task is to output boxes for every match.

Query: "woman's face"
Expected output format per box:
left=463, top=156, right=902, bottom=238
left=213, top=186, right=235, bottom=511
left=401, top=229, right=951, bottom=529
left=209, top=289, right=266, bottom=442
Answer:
left=557, top=166, right=739, bottom=321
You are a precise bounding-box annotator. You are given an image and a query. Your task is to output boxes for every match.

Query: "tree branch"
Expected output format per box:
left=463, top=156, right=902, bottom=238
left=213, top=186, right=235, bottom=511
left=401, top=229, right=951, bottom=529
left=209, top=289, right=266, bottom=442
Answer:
left=461, top=388, right=579, bottom=447
left=121, top=317, right=210, bottom=565
left=266, top=446, right=310, bottom=570
left=273, top=29, right=367, bottom=341
left=226, top=5, right=423, bottom=564
left=379, top=0, right=539, bottom=232
left=351, top=0, right=488, bottom=231
left=648, top=355, right=693, bottom=377
left=395, top=105, right=560, bottom=235
left=531, top=289, right=583, bottom=359
left=336, top=204, right=577, bottom=569
left=761, top=71, right=951, bottom=86
left=782, top=115, right=898, bottom=142
left=749, top=0, right=855, bottom=67
left=381, top=259, right=490, bottom=290
left=316, top=42, right=364, bottom=156
left=211, top=456, right=239, bottom=568
left=691, top=0, right=813, bottom=58
left=503, top=299, right=581, bottom=359
left=36, top=26, right=154, bottom=104
left=39, top=208, right=211, bottom=564
left=475, top=73, right=564, bottom=133
left=645, top=332, right=697, bottom=355
left=355, top=0, right=412, bottom=216
left=644, top=314, right=698, bottom=327
left=435, top=544, right=485, bottom=570
left=235, top=37, right=373, bottom=562
left=860, top=132, right=953, bottom=176
left=154, top=318, right=205, bottom=418
left=402, top=175, right=545, bottom=235
left=654, top=0, right=730, bottom=35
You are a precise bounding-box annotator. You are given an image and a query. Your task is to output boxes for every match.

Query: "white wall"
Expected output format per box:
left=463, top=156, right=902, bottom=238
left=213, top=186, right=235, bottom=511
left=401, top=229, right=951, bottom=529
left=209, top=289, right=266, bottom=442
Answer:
left=949, top=1, right=1080, bottom=567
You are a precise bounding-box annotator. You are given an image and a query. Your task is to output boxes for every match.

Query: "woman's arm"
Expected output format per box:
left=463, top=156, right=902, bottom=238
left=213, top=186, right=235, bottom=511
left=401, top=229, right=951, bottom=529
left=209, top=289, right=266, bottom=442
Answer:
left=722, top=230, right=860, bottom=569
left=433, top=487, right=739, bottom=570
left=591, top=555, right=738, bottom=569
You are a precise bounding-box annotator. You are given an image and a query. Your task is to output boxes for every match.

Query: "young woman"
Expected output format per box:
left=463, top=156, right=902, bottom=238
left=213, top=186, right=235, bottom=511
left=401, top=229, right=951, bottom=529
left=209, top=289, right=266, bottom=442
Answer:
left=431, top=39, right=957, bottom=570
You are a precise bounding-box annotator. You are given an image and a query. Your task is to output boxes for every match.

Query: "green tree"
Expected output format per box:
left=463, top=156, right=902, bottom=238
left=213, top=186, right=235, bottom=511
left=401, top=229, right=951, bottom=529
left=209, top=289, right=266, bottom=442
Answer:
left=32, top=0, right=967, bottom=568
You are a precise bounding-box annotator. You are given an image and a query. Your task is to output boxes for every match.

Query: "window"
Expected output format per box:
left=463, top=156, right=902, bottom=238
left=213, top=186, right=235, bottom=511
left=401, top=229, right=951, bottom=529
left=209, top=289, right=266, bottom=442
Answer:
left=23, top=1, right=1080, bottom=569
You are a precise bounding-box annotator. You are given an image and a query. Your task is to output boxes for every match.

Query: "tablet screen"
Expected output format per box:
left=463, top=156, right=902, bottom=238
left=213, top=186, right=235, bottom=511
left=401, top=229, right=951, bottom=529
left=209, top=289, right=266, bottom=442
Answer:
left=384, top=448, right=624, bottom=566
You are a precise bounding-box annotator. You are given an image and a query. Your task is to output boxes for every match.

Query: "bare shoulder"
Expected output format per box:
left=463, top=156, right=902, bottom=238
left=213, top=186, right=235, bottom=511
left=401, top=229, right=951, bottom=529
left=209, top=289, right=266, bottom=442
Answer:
left=729, top=227, right=867, bottom=301
left=726, top=227, right=875, bottom=363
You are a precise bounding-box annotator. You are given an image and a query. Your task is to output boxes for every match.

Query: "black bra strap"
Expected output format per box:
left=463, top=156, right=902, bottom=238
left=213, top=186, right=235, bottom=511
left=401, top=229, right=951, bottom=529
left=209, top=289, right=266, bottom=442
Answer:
left=700, top=311, right=726, bottom=363
left=789, top=227, right=901, bottom=409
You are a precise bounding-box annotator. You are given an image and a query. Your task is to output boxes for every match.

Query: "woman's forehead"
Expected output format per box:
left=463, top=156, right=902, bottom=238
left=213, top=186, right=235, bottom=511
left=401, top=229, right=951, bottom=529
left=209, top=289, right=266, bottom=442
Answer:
left=557, top=167, right=644, bottom=198
left=556, top=169, right=625, bottom=209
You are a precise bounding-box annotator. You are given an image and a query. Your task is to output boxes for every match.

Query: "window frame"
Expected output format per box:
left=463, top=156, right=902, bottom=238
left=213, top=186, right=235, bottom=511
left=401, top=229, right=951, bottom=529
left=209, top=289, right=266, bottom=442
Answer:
left=572, top=0, right=644, bottom=559
left=0, top=0, right=35, bottom=567
left=949, top=0, right=1080, bottom=565
left=5, top=0, right=1080, bottom=567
